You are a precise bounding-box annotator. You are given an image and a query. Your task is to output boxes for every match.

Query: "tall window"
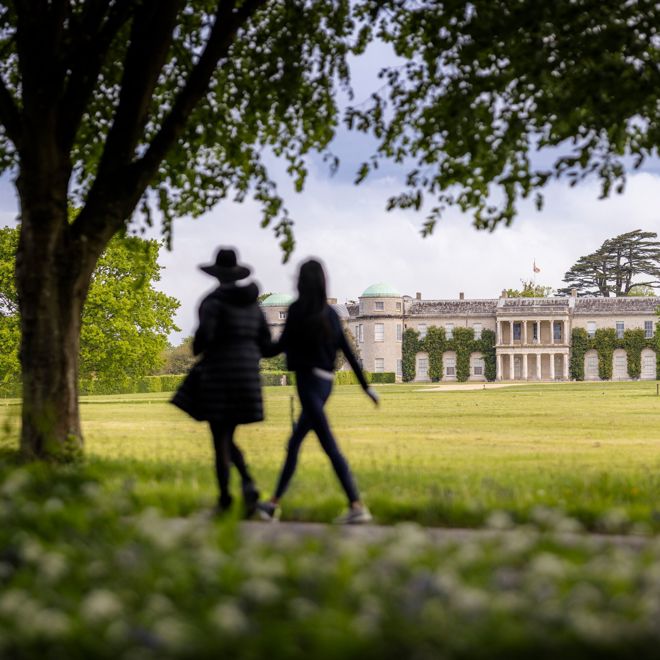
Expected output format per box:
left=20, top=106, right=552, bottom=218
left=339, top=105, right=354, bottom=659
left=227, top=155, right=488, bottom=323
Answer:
left=473, top=358, right=484, bottom=376
left=374, top=323, right=385, bottom=342
left=532, top=322, right=539, bottom=342
left=354, top=325, right=359, bottom=340
left=396, top=302, right=402, bottom=312
left=279, top=311, right=287, bottom=320
left=616, top=321, right=624, bottom=339
left=396, top=359, right=402, bottom=376
left=417, top=357, right=429, bottom=379
left=553, top=321, right=562, bottom=342
left=375, top=301, right=384, bottom=311
left=445, top=323, right=454, bottom=340
left=473, top=323, right=482, bottom=340
left=358, top=324, right=364, bottom=343
left=587, top=321, right=596, bottom=338
left=374, top=358, right=384, bottom=373
left=396, top=324, right=402, bottom=341
left=418, top=324, right=427, bottom=340
left=645, top=320, right=654, bottom=339
left=445, top=356, right=456, bottom=377
left=513, top=322, right=522, bottom=341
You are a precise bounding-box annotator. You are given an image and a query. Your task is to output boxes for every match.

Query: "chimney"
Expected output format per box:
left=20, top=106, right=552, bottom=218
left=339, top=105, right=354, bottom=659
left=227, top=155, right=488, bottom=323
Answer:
left=416, top=292, right=422, bottom=300
left=459, top=292, right=465, bottom=300
left=501, top=289, right=508, bottom=299
left=570, top=288, right=577, bottom=298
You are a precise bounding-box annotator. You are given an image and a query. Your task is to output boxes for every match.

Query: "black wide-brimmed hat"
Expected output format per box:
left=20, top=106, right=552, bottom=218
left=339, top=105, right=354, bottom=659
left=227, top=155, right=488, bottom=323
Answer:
left=199, top=247, right=251, bottom=281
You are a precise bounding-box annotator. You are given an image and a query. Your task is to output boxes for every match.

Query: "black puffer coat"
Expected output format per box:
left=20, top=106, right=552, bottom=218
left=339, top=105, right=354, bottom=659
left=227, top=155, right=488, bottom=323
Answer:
left=172, top=282, right=271, bottom=424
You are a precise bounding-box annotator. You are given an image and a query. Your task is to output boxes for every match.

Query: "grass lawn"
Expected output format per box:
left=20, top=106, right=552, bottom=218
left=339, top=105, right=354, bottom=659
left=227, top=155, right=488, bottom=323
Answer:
left=4, top=380, right=659, bottom=530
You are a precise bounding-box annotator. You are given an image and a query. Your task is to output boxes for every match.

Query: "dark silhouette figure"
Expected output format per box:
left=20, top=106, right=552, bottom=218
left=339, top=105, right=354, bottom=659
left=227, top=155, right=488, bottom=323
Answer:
left=259, top=259, right=378, bottom=524
left=172, top=248, right=271, bottom=516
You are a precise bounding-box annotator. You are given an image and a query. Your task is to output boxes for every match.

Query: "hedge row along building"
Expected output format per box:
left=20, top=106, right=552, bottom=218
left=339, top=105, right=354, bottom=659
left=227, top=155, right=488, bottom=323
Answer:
left=261, top=285, right=660, bottom=383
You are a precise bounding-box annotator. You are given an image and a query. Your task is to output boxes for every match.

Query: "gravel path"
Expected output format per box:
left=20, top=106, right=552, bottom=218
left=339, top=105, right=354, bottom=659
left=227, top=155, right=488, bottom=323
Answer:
left=240, top=520, right=653, bottom=550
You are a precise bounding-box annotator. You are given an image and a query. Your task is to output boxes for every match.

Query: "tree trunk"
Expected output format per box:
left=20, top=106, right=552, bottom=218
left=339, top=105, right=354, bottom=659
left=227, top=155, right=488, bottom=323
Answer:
left=15, top=200, right=97, bottom=461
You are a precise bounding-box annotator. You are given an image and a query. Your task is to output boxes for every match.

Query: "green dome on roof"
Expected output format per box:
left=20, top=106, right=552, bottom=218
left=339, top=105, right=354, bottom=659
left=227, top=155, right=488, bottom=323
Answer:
left=360, top=282, right=401, bottom=298
left=260, top=292, right=294, bottom=306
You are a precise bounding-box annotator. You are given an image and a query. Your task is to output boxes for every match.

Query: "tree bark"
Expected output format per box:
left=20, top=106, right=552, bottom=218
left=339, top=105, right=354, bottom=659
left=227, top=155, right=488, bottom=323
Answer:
left=15, top=186, right=99, bottom=461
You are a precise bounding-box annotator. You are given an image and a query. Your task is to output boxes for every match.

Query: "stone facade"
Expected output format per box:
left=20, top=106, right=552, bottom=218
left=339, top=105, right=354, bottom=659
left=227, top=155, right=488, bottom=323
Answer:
left=261, top=288, right=660, bottom=382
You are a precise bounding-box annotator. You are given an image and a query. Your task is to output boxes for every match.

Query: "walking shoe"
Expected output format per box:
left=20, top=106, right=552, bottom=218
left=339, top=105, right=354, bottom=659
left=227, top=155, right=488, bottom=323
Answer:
left=242, top=483, right=260, bottom=519
left=334, top=506, right=373, bottom=525
left=256, top=501, right=281, bottom=522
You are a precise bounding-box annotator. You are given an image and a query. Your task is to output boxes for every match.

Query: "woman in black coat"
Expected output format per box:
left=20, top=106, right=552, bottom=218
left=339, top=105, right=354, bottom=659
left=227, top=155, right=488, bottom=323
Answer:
left=172, top=248, right=272, bottom=515
left=258, top=259, right=379, bottom=524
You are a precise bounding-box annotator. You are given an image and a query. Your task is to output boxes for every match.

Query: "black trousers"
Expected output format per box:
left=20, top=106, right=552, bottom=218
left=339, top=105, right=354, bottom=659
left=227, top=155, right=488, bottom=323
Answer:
left=209, top=422, right=256, bottom=508
left=274, top=371, right=360, bottom=504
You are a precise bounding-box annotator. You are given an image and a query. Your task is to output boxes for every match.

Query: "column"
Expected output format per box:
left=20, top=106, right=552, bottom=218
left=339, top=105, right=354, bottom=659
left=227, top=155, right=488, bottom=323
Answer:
left=563, top=353, right=569, bottom=381
left=535, top=321, right=539, bottom=344
left=536, top=354, right=542, bottom=380
left=496, top=354, right=502, bottom=381
left=497, top=320, right=502, bottom=345
left=522, top=354, right=528, bottom=381
left=522, top=321, right=527, bottom=346
left=549, top=353, right=555, bottom=380
left=509, top=353, right=515, bottom=380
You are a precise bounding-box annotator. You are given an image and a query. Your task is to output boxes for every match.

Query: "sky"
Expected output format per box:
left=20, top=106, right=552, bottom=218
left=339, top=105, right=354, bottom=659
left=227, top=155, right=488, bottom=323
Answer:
left=0, top=41, right=658, bottom=344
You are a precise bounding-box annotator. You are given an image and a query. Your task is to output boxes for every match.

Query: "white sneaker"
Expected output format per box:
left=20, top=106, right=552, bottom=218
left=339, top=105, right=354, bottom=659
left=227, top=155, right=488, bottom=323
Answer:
left=334, top=506, right=372, bottom=525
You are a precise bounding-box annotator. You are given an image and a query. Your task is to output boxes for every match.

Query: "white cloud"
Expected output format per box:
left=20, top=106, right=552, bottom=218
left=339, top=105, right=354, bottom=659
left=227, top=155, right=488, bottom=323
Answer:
left=157, top=169, right=660, bottom=343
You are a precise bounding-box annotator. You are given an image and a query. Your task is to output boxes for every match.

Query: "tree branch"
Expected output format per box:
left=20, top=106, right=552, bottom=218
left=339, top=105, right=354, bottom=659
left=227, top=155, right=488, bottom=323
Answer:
left=74, top=0, right=267, bottom=240
left=130, top=0, right=267, bottom=192
left=58, top=0, right=135, bottom=151
left=93, top=0, right=183, bottom=176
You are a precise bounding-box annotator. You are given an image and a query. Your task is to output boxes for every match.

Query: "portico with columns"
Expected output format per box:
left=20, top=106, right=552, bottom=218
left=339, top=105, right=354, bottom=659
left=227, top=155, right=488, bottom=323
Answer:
left=495, top=297, right=571, bottom=381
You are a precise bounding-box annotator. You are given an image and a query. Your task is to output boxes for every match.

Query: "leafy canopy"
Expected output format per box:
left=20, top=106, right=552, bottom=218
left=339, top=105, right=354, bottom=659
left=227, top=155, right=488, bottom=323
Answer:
left=0, top=1, right=657, bottom=257
left=506, top=280, right=554, bottom=298
left=559, top=230, right=660, bottom=297
left=0, top=227, right=179, bottom=383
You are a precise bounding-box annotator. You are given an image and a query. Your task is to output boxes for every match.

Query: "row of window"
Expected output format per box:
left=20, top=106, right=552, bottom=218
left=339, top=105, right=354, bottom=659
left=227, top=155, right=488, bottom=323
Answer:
left=587, top=320, right=655, bottom=339
left=417, top=323, right=483, bottom=340
left=417, top=356, right=485, bottom=378
left=351, top=320, right=655, bottom=345
left=354, top=323, right=403, bottom=343
left=359, top=301, right=403, bottom=314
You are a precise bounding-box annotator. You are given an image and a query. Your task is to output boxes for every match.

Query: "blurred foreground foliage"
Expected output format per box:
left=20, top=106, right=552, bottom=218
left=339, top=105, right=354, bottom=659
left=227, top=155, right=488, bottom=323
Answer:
left=1, top=457, right=660, bottom=659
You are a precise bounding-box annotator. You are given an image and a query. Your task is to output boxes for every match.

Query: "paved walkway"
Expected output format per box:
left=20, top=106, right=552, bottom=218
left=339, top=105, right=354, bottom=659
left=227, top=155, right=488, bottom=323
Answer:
left=240, top=520, right=653, bottom=550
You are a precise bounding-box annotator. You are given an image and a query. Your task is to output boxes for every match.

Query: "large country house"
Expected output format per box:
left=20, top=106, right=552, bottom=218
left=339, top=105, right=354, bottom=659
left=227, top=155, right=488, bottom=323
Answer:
left=261, top=285, right=660, bottom=383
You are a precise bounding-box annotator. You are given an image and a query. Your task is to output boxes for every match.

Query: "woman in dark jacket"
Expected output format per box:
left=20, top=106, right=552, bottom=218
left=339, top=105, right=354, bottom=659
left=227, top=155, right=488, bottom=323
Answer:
left=172, top=247, right=272, bottom=516
left=258, top=259, right=379, bottom=524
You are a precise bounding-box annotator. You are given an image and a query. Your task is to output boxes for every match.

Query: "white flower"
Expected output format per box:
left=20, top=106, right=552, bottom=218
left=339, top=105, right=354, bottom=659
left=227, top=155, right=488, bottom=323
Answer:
left=486, top=510, right=514, bottom=531
left=528, top=552, right=567, bottom=580
left=240, top=577, right=281, bottom=605
left=152, top=616, right=192, bottom=650
left=29, top=609, right=71, bottom=639
left=81, top=589, right=123, bottom=624
left=1, top=469, right=30, bottom=497
left=288, top=597, right=318, bottom=620
left=38, top=551, right=68, bottom=583
left=43, top=497, right=64, bottom=513
left=209, top=601, right=249, bottom=635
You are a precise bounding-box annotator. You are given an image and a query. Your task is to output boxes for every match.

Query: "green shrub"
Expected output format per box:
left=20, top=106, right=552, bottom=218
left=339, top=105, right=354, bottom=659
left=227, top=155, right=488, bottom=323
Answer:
left=369, top=372, right=395, bottom=384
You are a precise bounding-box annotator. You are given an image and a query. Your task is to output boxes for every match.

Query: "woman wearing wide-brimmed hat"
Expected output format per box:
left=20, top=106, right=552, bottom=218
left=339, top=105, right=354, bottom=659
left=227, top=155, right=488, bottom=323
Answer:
left=172, top=247, right=272, bottom=516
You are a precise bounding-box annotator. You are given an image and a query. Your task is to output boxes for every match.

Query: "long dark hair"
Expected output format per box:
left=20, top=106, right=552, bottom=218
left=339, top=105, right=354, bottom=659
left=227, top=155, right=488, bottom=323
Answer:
left=295, top=259, right=332, bottom=340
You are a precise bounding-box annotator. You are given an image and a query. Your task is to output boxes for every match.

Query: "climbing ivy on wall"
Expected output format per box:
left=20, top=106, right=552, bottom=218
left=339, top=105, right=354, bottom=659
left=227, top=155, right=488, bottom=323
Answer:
left=402, top=329, right=421, bottom=382
left=401, top=325, right=497, bottom=382
left=570, top=328, right=588, bottom=380
left=425, top=326, right=446, bottom=381
left=452, top=327, right=474, bottom=382
left=570, top=325, right=658, bottom=381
